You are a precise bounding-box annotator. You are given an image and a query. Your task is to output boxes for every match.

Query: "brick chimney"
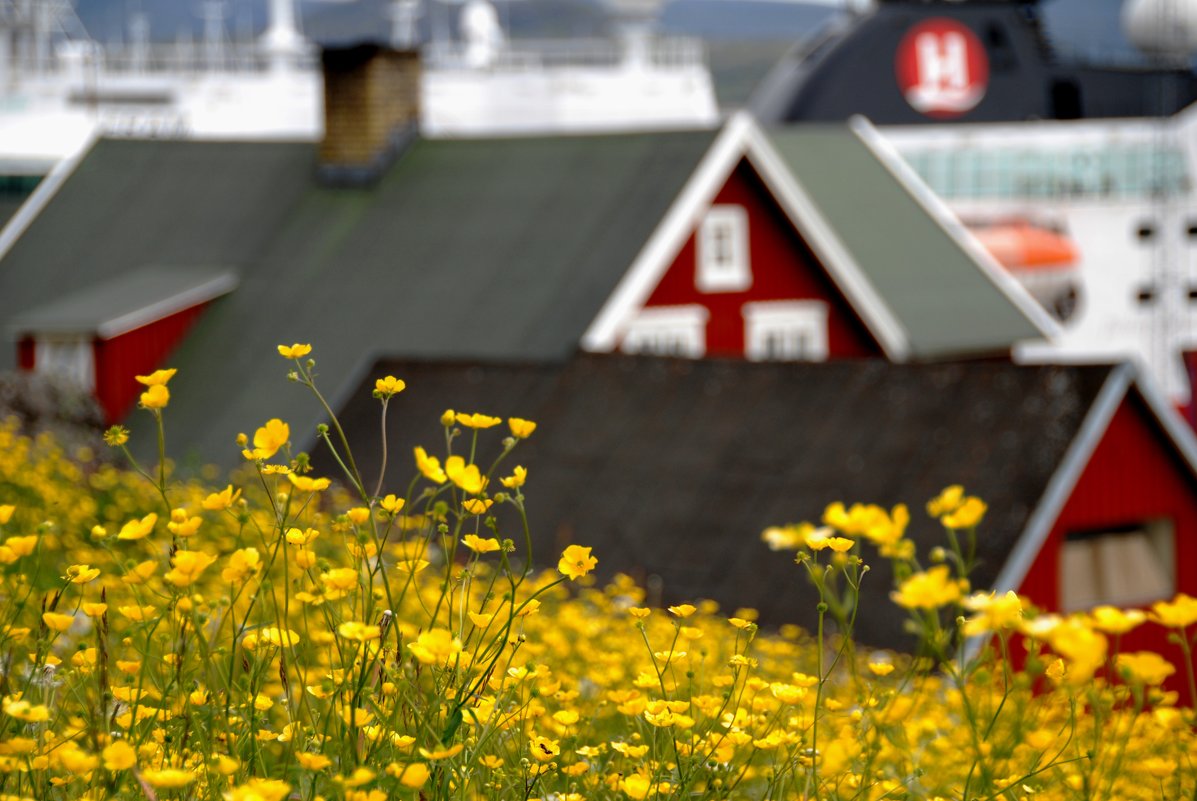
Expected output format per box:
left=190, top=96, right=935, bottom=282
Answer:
left=319, top=43, right=421, bottom=184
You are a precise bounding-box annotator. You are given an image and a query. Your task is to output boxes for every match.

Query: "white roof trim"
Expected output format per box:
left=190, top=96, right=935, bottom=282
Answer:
left=989, top=364, right=1133, bottom=596
left=582, top=112, right=910, bottom=361
left=741, top=123, right=909, bottom=361
left=96, top=271, right=239, bottom=338
left=582, top=113, right=756, bottom=352
left=848, top=116, right=1062, bottom=345
left=0, top=132, right=97, bottom=264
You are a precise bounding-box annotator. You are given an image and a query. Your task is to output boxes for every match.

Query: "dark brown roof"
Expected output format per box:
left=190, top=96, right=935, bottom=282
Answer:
left=328, top=355, right=1115, bottom=648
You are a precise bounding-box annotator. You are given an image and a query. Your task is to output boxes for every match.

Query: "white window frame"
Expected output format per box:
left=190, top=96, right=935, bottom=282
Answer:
left=620, top=305, right=708, bottom=358
left=696, top=204, right=751, bottom=293
left=34, top=336, right=95, bottom=391
left=743, top=300, right=829, bottom=362
left=1058, top=520, right=1176, bottom=612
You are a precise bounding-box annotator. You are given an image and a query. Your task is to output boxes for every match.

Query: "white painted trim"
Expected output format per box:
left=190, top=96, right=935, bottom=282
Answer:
left=848, top=115, right=1062, bottom=344
left=743, top=299, right=829, bottom=361
left=0, top=133, right=97, bottom=264
left=741, top=123, right=911, bottom=360
left=581, top=112, right=756, bottom=352
left=696, top=204, right=752, bottom=293
left=990, top=364, right=1132, bottom=595
left=97, top=271, right=239, bottom=338
left=620, top=304, right=709, bottom=357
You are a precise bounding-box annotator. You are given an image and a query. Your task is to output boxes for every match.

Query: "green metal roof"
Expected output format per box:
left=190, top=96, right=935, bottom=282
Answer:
left=766, top=126, right=1046, bottom=359
left=0, top=132, right=718, bottom=466
left=10, top=266, right=236, bottom=337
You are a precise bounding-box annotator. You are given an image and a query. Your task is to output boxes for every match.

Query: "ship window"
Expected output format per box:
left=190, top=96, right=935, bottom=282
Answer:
left=1188, top=286, right=1197, bottom=302
left=1059, top=521, right=1175, bottom=612
left=33, top=336, right=95, bottom=391
left=1186, top=221, right=1197, bottom=238
left=1136, top=222, right=1156, bottom=241
left=1138, top=286, right=1157, bottom=304
left=743, top=300, right=829, bottom=362
left=696, top=205, right=751, bottom=293
left=620, top=305, right=708, bottom=358
left=1051, top=80, right=1081, bottom=120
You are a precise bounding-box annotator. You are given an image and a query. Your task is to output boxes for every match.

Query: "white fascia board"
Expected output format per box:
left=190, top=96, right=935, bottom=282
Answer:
left=849, top=116, right=1063, bottom=346
left=989, top=364, right=1132, bottom=595
left=741, top=121, right=910, bottom=361
left=96, top=271, right=240, bottom=339
left=581, top=112, right=756, bottom=352
left=0, top=132, right=97, bottom=265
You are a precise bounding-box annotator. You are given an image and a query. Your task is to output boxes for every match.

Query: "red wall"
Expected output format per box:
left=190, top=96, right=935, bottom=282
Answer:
left=642, top=159, right=881, bottom=359
left=93, top=302, right=210, bottom=423
left=16, top=338, right=34, bottom=370
left=1018, top=392, right=1197, bottom=702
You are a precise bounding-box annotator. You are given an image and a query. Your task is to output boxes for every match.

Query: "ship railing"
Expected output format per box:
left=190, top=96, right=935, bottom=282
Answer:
left=6, top=41, right=319, bottom=79
left=423, top=35, right=706, bottom=71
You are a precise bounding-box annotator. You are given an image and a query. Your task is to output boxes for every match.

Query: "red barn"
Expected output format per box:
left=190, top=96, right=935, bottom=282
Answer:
left=11, top=267, right=235, bottom=423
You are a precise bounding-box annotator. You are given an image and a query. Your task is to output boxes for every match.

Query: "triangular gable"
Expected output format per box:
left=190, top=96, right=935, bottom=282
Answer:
left=636, top=155, right=882, bottom=358
left=992, top=362, right=1197, bottom=597
left=581, top=112, right=911, bottom=360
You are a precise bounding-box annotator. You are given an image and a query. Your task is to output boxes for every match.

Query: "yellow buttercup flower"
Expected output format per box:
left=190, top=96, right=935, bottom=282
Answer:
left=508, top=417, right=537, bottom=438
left=244, top=418, right=290, bottom=461
left=338, top=622, right=381, bottom=642
left=202, top=484, right=242, bottom=511
left=222, top=547, right=262, bottom=583
left=82, top=602, right=107, bottom=617
left=277, top=343, right=312, bottom=359
left=42, top=612, right=74, bottom=633
left=163, top=550, right=217, bottom=588
left=389, top=762, right=430, bottom=789
left=288, top=473, right=331, bottom=493
left=0, top=505, right=13, bottom=525
left=890, top=566, right=966, bottom=610
left=461, top=498, right=493, bottom=515
left=226, top=779, right=291, bottom=801
left=102, top=426, right=129, bottom=446
left=116, top=513, right=157, bottom=541
left=1117, top=651, right=1176, bottom=686
left=414, top=446, right=447, bottom=484
left=64, top=564, right=100, bottom=584
left=462, top=534, right=501, bottom=553
left=407, top=628, right=463, bottom=666
left=1151, top=593, right=1197, bottom=629
left=4, top=535, right=37, bottom=557
left=134, top=368, right=177, bottom=386
left=445, top=455, right=486, bottom=494
left=558, top=544, right=597, bottom=581
left=942, top=496, right=987, bottom=529
left=101, top=740, right=137, bottom=771
left=926, top=485, right=965, bottom=518
left=456, top=412, right=501, bottom=429
left=141, top=769, right=195, bottom=789
left=297, top=752, right=332, bottom=771
left=139, top=383, right=169, bottom=410
left=529, top=735, right=560, bottom=762
left=379, top=494, right=406, bottom=514
left=500, top=465, right=527, bottom=489
left=374, top=375, right=406, bottom=397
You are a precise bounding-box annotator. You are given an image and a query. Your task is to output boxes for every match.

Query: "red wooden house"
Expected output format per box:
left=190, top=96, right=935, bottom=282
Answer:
left=583, top=114, right=1055, bottom=362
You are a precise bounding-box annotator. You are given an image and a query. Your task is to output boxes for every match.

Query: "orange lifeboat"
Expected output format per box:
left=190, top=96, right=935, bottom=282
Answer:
left=968, top=219, right=1081, bottom=322
left=969, top=219, right=1078, bottom=271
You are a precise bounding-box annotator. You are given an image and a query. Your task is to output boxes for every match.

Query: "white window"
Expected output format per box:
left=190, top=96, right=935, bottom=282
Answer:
left=1059, top=520, right=1175, bottom=612
left=620, top=305, right=708, bottom=358
left=34, top=336, right=95, bottom=391
left=743, top=300, right=829, bottom=362
left=696, top=205, right=751, bottom=293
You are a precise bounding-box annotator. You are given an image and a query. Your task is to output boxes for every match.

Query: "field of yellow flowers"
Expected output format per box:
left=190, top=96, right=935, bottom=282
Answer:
left=0, top=345, right=1194, bottom=801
